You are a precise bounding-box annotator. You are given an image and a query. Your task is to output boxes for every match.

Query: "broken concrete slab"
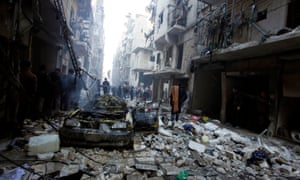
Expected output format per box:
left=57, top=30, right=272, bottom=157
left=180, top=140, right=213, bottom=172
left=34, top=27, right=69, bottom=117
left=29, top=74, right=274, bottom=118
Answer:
left=188, top=140, right=206, bottom=153
left=135, top=163, right=158, bottom=171
left=160, top=163, right=181, bottom=175
left=126, top=173, right=146, bottom=180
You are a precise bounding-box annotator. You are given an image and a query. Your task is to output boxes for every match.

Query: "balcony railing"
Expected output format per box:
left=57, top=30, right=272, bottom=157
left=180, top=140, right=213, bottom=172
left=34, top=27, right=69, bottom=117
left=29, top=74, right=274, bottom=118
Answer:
left=168, top=6, right=187, bottom=27
left=167, top=5, right=187, bottom=35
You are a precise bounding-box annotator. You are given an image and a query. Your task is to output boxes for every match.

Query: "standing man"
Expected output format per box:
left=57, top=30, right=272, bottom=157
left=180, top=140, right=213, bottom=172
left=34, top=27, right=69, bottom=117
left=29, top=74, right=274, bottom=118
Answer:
left=102, top=77, right=110, bottom=95
left=18, top=60, right=37, bottom=134
left=170, top=82, right=187, bottom=127
left=36, top=64, right=51, bottom=117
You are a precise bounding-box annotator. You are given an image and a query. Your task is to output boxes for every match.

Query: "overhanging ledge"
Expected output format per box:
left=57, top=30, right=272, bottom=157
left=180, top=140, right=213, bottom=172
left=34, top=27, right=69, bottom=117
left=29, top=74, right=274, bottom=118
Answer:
left=192, top=30, right=300, bottom=64
left=144, top=68, right=186, bottom=78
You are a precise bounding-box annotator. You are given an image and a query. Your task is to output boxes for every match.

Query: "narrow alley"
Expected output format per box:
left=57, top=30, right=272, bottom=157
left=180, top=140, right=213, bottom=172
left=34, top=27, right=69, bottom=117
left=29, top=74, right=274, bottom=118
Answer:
left=0, top=0, right=300, bottom=179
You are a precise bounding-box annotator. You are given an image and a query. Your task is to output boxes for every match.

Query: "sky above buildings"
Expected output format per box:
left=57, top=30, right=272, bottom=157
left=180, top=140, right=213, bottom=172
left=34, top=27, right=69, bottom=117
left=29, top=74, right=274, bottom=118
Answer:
left=102, top=0, right=150, bottom=80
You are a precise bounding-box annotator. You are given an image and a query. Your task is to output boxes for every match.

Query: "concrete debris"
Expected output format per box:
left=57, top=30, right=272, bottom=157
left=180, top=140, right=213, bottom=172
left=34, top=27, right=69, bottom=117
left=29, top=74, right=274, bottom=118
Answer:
left=36, top=152, right=54, bottom=160
left=27, top=134, right=60, bottom=156
left=160, top=163, right=181, bottom=175
left=188, top=140, right=206, bottom=153
left=0, top=112, right=300, bottom=179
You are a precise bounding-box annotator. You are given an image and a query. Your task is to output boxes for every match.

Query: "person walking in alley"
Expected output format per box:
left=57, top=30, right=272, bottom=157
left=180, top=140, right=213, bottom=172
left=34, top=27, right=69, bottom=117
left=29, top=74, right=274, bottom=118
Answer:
left=102, top=77, right=110, bottom=95
left=170, top=82, right=187, bottom=127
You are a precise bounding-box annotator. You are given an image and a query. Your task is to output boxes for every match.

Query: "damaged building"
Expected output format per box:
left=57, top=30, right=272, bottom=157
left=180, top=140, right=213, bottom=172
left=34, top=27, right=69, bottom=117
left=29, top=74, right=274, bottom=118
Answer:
left=191, top=0, right=300, bottom=140
left=134, top=0, right=300, bottom=142
left=112, top=14, right=155, bottom=88
left=0, top=0, right=104, bottom=138
left=0, top=0, right=300, bottom=179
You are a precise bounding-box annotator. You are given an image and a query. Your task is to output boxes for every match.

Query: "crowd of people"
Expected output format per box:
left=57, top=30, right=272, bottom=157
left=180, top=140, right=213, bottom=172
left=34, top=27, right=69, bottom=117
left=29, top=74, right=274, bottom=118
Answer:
left=111, top=85, right=152, bottom=102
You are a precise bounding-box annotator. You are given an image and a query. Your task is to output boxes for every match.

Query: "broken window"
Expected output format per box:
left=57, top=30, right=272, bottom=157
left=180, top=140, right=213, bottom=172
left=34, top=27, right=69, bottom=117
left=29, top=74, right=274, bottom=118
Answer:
left=256, top=9, right=267, bottom=22
left=150, top=55, right=155, bottom=62
left=156, top=53, right=161, bottom=64
left=165, top=47, right=172, bottom=67
left=176, top=44, right=183, bottom=69
left=158, top=11, right=164, bottom=29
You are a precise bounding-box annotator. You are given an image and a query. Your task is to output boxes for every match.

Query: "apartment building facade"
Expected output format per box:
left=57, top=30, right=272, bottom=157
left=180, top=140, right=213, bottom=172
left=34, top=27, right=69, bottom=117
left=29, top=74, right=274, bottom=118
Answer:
left=129, top=14, right=154, bottom=87
left=112, top=13, right=154, bottom=88
left=91, top=0, right=104, bottom=80
left=147, top=0, right=196, bottom=102
left=191, top=0, right=300, bottom=140
left=0, top=0, right=98, bottom=137
left=146, top=0, right=300, bottom=141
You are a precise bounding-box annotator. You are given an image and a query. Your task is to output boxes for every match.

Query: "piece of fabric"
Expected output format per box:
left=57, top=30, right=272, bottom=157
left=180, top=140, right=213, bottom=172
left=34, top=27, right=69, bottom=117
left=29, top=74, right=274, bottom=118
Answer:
left=171, top=85, right=179, bottom=113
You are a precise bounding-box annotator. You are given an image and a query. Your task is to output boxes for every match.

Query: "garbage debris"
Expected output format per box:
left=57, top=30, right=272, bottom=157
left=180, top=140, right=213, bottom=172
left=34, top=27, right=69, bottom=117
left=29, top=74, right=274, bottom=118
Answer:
left=0, top=102, right=299, bottom=179
left=0, top=164, right=27, bottom=180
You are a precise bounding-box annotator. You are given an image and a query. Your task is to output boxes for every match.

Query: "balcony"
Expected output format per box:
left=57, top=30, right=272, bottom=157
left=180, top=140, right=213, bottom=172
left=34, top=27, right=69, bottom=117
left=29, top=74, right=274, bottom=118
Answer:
left=167, top=5, right=187, bottom=36
left=132, top=47, right=153, bottom=54
left=144, top=65, right=185, bottom=79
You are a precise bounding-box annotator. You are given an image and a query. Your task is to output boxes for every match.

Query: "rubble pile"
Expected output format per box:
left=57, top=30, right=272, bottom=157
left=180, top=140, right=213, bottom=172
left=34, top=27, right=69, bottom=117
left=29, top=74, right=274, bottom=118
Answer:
left=0, top=113, right=300, bottom=179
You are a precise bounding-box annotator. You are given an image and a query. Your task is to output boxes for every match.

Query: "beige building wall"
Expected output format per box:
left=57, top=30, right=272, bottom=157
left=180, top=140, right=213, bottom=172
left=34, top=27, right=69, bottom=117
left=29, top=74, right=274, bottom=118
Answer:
left=154, top=0, right=172, bottom=39
left=129, top=14, right=154, bottom=87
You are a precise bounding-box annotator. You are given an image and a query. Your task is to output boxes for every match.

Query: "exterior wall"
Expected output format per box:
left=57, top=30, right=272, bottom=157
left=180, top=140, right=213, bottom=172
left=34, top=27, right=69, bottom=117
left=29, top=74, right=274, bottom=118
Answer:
left=190, top=0, right=300, bottom=139
left=231, top=0, right=289, bottom=43
left=135, top=50, right=154, bottom=70
left=91, top=0, right=104, bottom=79
left=186, top=0, right=198, bottom=27
left=154, top=0, right=172, bottom=39
left=181, top=29, right=197, bottom=93
left=192, top=71, right=221, bottom=117
left=131, top=14, right=152, bottom=50
left=149, top=0, right=198, bottom=102
left=62, top=0, right=78, bottom=29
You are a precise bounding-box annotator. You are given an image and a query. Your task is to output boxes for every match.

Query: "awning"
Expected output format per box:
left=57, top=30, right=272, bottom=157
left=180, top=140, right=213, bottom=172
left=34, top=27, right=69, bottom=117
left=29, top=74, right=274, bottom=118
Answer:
left=132, top=47, right=153, bottom=53
left=144, top=68, right=186, bottom=79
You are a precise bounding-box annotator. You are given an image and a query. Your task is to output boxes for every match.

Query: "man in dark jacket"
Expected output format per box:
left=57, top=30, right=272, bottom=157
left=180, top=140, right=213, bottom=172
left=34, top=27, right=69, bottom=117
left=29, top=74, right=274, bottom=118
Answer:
left=18, top=60, right=37, bottom=134
left=102, top=78, right=110, bottom=95
left=36, top=65, right=51, bottom=117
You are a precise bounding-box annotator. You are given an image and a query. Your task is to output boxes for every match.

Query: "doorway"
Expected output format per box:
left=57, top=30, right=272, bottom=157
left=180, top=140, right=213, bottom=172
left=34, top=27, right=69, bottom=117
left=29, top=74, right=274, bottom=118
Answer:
left=226, top=73, right=269, bottom=133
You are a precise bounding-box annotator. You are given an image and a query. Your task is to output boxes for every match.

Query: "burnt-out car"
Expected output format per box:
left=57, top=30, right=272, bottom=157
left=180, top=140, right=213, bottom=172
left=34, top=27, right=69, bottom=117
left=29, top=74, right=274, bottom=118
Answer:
left=132, top=101, right=159, bottom=132
left=59, top=95, right=133, bottom=147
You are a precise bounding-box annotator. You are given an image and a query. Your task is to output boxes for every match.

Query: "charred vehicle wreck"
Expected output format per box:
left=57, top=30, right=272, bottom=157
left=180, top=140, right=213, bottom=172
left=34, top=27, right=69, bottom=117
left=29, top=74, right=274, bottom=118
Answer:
left=132, top=101, right=159, bottom=133
left=59, top=95, right=133, bottom=148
